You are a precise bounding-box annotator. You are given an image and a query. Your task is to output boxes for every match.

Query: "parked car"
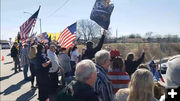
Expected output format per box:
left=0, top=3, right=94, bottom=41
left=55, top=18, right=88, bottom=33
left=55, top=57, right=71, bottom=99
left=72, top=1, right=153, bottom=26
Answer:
left=159, top=63, right=168, bottom=74
left=0, top=42, right=11, bottom=49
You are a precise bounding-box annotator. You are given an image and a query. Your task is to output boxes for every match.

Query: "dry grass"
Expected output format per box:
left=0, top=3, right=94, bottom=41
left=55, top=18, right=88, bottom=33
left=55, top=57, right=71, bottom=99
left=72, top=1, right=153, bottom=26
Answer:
left=78, top=43, right=180, bottom=62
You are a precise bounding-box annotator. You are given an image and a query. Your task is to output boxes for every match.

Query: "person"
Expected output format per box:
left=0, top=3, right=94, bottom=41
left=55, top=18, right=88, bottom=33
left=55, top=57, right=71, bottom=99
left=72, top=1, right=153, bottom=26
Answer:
left=110, top=49, right=120, bottom=60
left=29, top=44, right=38, bottom=88
left=57, top=47, right=72, bottom=84
left=154, top=82, right=164, bottom=100
left=21, top=44, right=30, bottom=81
left=108, top=56, right=130, bottom=93
left=55, top=45, right=61, bottom=55
left=159, top=55, right=180, bottom=101
left=79, top=48, right=86, bottom=61
left=94, top=50, right=114, bottom=101
left=56, top=59, right=99, bottom=101
left=115, top=69, right=158, bottom=101
left=125, top=51, right=145, bottom=76
left=137, top=64, right=150, bottom=70
left=70, top=45, right=79, bottom=75
left=35, top=44, right=51, bottom=101
left=11, top=42, right=22, bottom=73
left=47, top=44, right=64, bottom=95
left=82, top=30, right=106, bottom=60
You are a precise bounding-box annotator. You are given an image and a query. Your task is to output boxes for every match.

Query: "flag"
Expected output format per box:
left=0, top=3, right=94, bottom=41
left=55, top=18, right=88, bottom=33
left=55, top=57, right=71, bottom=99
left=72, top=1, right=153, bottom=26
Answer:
left=47, top=32, right=61, bottom=41
left=149, top=60, right=165, bottom=82
left=57, top=23, right=76, bottom=48
left=20, top=6, right=40, bottom=39
left=21, top=39, right=26, bottom=47
left=90, top=0, right=114, bottom=30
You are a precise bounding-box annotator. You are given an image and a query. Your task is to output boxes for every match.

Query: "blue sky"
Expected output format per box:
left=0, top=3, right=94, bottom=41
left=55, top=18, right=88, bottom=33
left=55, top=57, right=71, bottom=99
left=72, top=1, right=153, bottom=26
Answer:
left=1, top=0, right=180, bottom=40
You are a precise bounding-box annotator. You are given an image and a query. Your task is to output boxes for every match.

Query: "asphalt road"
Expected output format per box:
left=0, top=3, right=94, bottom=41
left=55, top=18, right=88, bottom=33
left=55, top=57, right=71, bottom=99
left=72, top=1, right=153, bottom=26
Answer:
left=0, top=49, right=38, bottom=101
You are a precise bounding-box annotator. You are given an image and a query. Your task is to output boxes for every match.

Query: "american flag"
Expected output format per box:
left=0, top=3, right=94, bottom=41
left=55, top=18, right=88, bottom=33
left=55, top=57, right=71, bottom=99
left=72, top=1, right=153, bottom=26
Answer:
left=57, top=23, right=76, bottom=48
left=20, top=7, right=40, bottom=39
left=149, top=60, right=165, bottom=83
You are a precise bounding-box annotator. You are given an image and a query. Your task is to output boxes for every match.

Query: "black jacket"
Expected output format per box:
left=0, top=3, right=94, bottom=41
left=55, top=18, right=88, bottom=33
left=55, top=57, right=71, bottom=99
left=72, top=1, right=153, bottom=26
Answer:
left=82, top=34, right=105, bottom=60
left=64, top=80, right=99, bottom=101
left=125, top=52, right=145, bottom=76
left=11, top=46, right=18, bottom=58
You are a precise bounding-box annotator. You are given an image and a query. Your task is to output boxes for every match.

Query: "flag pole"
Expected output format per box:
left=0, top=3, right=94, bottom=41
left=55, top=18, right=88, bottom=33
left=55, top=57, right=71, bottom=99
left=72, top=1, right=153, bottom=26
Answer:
left=159, top=40, right=162, bottom=74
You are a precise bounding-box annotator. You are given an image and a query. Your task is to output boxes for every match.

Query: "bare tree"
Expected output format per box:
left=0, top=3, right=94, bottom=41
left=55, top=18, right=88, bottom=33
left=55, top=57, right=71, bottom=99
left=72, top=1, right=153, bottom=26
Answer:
left=145, top=32, right=153, bottom=42
left=77, top=19, right=101, bottom=41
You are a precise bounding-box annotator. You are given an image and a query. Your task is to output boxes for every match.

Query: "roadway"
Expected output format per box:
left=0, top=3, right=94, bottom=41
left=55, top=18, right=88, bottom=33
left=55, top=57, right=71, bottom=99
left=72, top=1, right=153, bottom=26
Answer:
left=0, top=49, right=38, bottom=101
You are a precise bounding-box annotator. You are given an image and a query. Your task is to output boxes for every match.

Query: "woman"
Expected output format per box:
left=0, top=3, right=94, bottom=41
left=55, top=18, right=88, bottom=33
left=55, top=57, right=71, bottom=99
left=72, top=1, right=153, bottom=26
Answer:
left=125, top=51, right=145, bottom=76
left=70, top=45, right=79, bottom=75
left=35, top=44, right=51, bottom=101
left=115, top=69, right=158, bottom=101
left=108, top=50, right=130, bottom=93
left=29, top=44, right=37, bottom=88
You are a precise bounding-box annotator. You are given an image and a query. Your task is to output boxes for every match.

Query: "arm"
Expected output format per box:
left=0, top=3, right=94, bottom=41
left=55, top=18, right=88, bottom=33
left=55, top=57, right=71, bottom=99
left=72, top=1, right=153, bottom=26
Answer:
left=135, top=52, right=145, bottom=66
left=42, top=60, right=51, bottom=68
left=52, top=55, right=64, bottom=72
left=73, top=55, right=78, bottom=63
left=94, top=30, right=106, bottom=53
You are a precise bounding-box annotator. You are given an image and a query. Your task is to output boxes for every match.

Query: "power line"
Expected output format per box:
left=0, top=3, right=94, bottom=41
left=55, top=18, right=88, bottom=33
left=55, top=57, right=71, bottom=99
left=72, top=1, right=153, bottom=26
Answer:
left=48, top=0, right=71, bottom=17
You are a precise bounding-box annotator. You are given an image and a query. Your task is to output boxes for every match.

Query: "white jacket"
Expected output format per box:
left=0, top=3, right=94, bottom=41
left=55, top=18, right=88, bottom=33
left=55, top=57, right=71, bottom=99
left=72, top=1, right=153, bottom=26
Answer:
left=47, top=49, right=62, bottom=73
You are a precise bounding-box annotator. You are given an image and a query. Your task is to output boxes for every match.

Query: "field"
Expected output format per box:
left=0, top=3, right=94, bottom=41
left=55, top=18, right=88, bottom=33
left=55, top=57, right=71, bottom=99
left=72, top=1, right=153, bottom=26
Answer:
left=78, top=42, right=180, bottom=62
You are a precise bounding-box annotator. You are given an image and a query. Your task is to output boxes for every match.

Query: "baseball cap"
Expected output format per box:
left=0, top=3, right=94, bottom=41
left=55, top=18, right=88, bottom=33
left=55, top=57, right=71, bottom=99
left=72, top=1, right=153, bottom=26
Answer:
left=110, top=49, right=120, bottom=59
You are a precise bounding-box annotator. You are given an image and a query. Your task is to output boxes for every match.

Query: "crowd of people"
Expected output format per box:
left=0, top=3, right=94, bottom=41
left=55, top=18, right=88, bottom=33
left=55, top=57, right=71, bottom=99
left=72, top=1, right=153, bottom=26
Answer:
left=10, top=30, right=180, bottom=101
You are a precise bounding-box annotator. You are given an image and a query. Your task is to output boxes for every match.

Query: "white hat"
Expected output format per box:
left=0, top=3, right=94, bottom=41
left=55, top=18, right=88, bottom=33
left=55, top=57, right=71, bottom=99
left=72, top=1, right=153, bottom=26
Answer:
left=166, top=55, right=180, bottom=87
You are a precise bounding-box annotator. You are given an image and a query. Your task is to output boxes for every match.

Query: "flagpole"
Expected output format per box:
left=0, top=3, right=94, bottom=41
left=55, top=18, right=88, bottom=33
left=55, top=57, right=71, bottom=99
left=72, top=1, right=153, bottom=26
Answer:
left=30, top=24, right=35, bottom=37
left=40, top=18, right=42, bottom=34
left=159, top=40, right=162, bottom=74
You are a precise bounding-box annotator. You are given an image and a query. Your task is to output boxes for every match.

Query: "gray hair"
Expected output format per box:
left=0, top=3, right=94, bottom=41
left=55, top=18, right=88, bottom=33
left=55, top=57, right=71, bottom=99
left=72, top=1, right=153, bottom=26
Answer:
left=75, top=59, right=96, bottom=82
left=95, top=50, right=110, bottom=66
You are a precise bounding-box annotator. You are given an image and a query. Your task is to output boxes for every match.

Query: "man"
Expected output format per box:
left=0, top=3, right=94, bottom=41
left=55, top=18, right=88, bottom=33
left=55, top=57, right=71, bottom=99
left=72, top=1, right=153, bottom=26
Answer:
left=47, top=44, right=64, bottom=94
left=21, top=44, right=30, bottom=80
left=159, top=55, right=180, bottom=101
left=82, top=30, right=106, bottom=60
left=57, top=47, right=72, bottom=84
left=11, top=42, right=22, bottom=73
left=56, top=59, right=99, bottom=101
left=94, top=50, right=114, bottom=101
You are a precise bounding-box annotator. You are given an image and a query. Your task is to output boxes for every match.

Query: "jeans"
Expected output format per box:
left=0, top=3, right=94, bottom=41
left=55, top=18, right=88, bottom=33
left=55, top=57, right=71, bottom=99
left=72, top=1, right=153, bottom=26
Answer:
left=23, top=64, right=29, bottom=79
left=13, top=56, right=21, bottom=72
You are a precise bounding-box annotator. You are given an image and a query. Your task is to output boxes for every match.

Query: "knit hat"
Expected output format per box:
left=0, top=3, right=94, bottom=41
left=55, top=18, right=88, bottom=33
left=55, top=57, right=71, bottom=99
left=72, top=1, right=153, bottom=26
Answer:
left=166, top=55, right=180, bottom=87
left=110, top=49, right=120, bottom=59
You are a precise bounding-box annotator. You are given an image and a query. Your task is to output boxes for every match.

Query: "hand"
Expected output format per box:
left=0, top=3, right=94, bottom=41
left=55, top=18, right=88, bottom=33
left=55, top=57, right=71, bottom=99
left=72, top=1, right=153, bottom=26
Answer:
left=58, top=68, right=64, bottom=73
left=103, top=30, right=107, bottom=35
left=47, top=60, right=51, bottom=64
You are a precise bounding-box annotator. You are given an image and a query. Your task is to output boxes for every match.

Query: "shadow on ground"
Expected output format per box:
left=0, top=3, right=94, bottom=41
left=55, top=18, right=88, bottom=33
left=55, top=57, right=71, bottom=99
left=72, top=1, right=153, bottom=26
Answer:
left=16, top=88, right=37, bottom=101
left=4, top=61, right=13, bottom=65
left=6, top=53, right=11, bottom=56
left=0, top=80, right=29, bottom=95
left=0, top=73, right=16, bottom=81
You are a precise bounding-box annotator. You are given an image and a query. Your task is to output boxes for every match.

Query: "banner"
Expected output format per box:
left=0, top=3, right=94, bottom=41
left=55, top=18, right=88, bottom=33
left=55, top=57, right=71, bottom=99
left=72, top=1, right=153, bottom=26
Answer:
left=90, top=0, right=114, bottom=30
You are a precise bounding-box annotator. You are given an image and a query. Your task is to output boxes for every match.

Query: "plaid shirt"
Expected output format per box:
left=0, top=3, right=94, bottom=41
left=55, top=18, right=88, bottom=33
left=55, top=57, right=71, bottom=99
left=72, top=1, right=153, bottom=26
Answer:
left=94, top=64, right=114, bottom=101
